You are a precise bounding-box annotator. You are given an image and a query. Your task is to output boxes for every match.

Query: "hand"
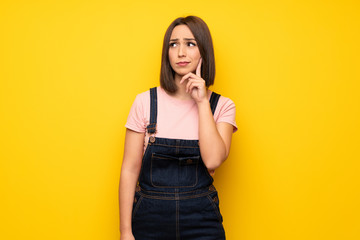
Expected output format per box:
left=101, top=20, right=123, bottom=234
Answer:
left=179, top=58, right=208, bottom=103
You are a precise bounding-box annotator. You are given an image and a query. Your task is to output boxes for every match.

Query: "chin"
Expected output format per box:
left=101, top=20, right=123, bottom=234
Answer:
left=175, top=68, right=196, bottom=76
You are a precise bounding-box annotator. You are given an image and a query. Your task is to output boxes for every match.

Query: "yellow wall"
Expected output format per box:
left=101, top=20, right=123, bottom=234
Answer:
left=1, top=0, right=359, bottom=239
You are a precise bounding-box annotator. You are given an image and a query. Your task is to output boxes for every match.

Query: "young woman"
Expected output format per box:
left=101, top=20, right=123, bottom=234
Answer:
left=119, top=15, right=237, bottom=240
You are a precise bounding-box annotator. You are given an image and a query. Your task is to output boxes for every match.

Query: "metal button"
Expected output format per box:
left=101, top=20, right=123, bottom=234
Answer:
left=213, top=196, right=218, bottom=203
left=149, top=136, right=155, bottom=143
left=134, top=197, right=137, bottom=203
left=186, top=159, right=193, bottom=164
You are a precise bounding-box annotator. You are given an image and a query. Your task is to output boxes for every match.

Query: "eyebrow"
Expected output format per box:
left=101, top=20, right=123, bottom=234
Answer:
left=169, top=38, right=196, bottom=41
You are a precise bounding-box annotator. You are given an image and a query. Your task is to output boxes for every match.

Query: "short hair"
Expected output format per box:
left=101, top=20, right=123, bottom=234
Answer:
left=160, top=16, right=215, bottom=94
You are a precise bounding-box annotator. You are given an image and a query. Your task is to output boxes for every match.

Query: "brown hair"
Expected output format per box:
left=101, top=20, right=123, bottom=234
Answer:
left=160, top=16, right=215, bottom=93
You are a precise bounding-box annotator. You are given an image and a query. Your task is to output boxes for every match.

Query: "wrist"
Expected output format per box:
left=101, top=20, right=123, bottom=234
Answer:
left=196, top=98, right=210, bottom=108
left=120, top=226, right=132, bottom=235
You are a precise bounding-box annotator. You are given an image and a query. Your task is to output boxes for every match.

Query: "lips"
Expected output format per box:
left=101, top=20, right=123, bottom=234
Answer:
left=176, top=61, right=190, bottom=66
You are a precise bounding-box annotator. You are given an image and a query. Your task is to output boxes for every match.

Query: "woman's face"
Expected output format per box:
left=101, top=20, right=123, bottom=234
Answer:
left=168, top=25, right=201, bottom=78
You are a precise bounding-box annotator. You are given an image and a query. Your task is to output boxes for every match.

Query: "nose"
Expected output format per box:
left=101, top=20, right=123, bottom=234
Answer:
left=178, top=44, right=186, bottom=57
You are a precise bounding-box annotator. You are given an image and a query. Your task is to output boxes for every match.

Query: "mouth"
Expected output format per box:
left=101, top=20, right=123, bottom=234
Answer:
left=176, top=61, right=190, bottom=66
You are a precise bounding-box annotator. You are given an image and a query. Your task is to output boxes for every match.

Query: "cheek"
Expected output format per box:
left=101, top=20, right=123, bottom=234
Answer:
left=168, top=50, right=176, bottom=69
left=168, top=50, right=176, bottom=64
left=168, top=48, right=176, bottom=58
left=190, top=49, right=201, bottom=60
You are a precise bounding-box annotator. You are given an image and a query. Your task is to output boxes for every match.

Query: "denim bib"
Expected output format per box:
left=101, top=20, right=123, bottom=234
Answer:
left=132, top=87, right=226, bottom=240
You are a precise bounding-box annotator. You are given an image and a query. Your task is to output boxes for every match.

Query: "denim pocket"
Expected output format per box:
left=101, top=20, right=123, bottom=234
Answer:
left=132, top=192, right=143, bottom=219
left=207, top=191, right=223, bottom=223
left=150, top=153, right=199, bottom=188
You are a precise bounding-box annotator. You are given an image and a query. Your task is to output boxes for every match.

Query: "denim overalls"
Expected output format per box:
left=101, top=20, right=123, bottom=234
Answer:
left=132, top=87, right=226, bottom=240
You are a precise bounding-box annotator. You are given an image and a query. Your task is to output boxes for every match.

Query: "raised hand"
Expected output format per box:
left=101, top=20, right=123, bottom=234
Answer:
left=179, top=58, right=208, bottom=103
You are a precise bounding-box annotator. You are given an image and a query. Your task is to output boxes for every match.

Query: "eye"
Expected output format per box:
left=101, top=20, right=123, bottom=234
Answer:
left=169, top=42, right=177, bottom=47
left=188, top=42, right=196, bottom=47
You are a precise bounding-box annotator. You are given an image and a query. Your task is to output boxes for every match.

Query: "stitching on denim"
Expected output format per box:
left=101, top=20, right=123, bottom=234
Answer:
left=150, top=154, right=154, bottom=188
left=146, top=126, right=156, bottom=132
left=138, top=144, right=151, bottom=183
left=152, top=156, right=199, bottom=162
left=206, top=195, right=223, bottom=223
left=151, top=153, right=200, bottom=161
left=150, top=154, right=199, bottom=188
left=176, top=200, right=180, bottom=240
left=132, top=195, right=143, bottom=219
left=151, top=143, right=199, bottom=148
left=176, top=142, right=179, bottom=155
left=139, top=186, right=213, bottom=195
left=137, top=190, right=216, bottom=200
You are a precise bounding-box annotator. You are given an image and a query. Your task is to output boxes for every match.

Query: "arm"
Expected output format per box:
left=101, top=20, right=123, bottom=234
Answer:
left=197, top=102, right=234, bottom=170
left=181, top=58, right=234, bottom=171
left=119, top=129, right=144, bottom=239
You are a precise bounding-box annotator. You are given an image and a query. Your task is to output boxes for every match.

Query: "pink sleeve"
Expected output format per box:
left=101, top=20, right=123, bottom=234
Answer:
left=214, top=96, right=238, bottom=133
left=125, top=92, right=149, bottom=133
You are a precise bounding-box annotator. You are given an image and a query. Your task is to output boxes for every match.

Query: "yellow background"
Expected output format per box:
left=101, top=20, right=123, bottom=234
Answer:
left=1, top=0, right=359, bottom=239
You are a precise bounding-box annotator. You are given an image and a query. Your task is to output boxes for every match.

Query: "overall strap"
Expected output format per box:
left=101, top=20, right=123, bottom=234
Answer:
left=146, top=88, right=221, bottom=135
left=146, top=87, right=157, bottom=134
left=209, top=91, right=221, bottom=115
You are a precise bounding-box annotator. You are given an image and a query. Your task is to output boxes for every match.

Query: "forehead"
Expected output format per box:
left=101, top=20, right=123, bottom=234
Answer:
left=170, top=25, right=195, bottom=39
